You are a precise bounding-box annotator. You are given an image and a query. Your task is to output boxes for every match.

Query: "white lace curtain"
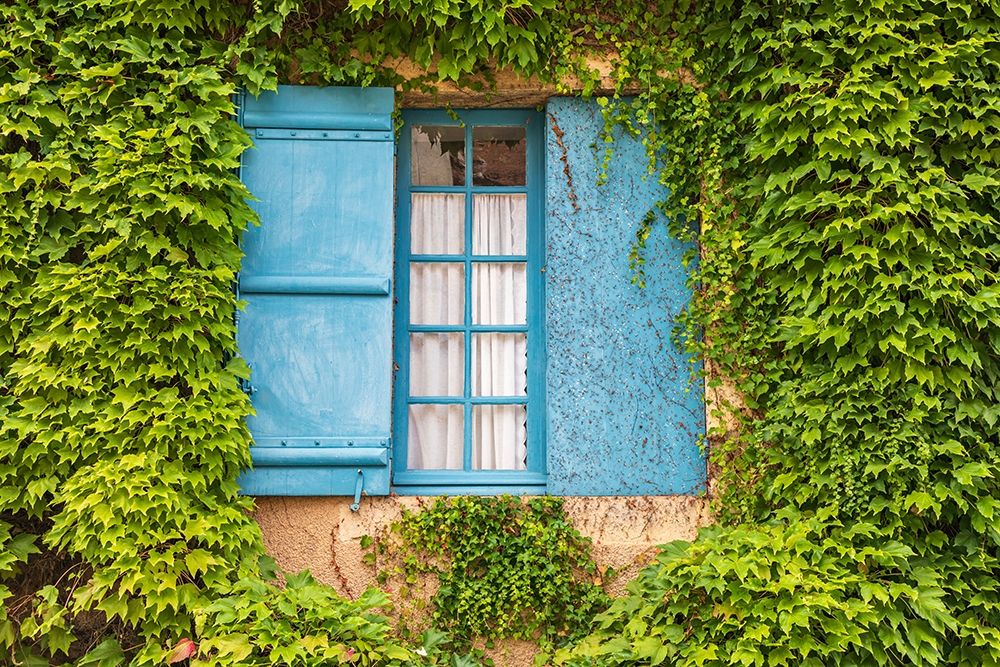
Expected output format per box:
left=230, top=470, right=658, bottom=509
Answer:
left=407, top=193, right=528, bottom=471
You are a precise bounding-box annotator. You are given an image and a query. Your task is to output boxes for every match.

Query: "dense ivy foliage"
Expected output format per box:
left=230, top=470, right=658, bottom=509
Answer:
left=2, top=0, right=999, bottom=664
left=1, top=1, right=269, bottom=662
left=365, top=497, right=608, bottom=652
left=556, top=0, right=1000, bottom=665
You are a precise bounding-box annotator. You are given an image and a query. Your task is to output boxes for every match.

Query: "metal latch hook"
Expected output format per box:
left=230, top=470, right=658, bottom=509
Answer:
left=350, top=470, right=364, bottom=512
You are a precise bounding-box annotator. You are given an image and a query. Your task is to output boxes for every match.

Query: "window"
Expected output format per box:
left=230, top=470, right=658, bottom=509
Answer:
left=235, top=86, right=707, bottom=502
left=392, top=110, right=546, bottom=493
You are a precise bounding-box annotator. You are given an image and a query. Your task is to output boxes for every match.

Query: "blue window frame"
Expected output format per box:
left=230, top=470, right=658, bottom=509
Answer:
left=392, top=109, right=547, bottom=494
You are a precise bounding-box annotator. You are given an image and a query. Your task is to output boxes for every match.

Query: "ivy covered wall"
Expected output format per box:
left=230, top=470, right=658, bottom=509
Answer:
left=2, top=0, right=1000, bottom=665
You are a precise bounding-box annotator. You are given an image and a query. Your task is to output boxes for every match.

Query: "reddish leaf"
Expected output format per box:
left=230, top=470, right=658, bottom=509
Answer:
left=166, top=638, right=197, bottom=664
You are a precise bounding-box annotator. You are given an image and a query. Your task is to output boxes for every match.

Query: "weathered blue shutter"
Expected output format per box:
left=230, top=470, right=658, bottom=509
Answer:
left=544, top=97, right=706, bottom=495
left=236, top=85, right=395, bottom=497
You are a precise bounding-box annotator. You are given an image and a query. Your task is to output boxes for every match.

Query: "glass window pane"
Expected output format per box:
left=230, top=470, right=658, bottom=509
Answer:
left=412, top=125, right=465, bottom=186
left=408, top=404, right=464, bottom=470
left=473, top=405, right=527, bottom=470
left=411, top=193, right=465, bottom=255
left=472, top=333, right=527, bottom=396
left=410, top=263, right=464, bottom=325
left=472, top=126, right=526, bottom=186
left=409, top=333, right=464, bottom=396
left=473, top=194, right=526, bottom=255
left=473, top=263, right=526, bottom=325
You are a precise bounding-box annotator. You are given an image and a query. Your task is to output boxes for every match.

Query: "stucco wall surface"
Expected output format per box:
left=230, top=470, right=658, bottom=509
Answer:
left=253, top=495, right=709, bottom=664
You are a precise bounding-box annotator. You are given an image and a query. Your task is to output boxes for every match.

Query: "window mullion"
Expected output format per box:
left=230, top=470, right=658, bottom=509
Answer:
left=463, top=121, right=474, bottom=473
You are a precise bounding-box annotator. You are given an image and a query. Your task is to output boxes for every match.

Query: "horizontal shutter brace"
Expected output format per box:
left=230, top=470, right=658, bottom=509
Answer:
left=252, top=436, right=389, bottom=448
left=239, top=274, right=390, bottom=296
left=250, top=128, right=392, bottom=142
left=240, top=85, right=394, bottom=132
left=249, top=444, right=389, bottom=467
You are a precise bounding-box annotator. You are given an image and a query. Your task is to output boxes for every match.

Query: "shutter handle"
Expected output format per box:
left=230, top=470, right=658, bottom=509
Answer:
left=349, top=470, right=364, bottom=512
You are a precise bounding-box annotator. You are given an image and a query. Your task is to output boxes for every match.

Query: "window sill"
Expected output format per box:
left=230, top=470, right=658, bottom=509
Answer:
left=393, top=470, right=546, bottom=485
left=391, top=484, right=547, bottom=496
left=392, top=470, right=546, bottom=495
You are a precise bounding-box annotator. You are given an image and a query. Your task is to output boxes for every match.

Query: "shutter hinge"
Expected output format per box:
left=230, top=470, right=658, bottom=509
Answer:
left=239, top=362, right=255, bottom=396
left=350, top=470, right=365, bottom=512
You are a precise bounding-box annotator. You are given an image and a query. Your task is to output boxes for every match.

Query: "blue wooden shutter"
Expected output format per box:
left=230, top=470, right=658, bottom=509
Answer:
left=544, top=97, right=706, bottom=495
left=236, top=85, right=395, bottom=497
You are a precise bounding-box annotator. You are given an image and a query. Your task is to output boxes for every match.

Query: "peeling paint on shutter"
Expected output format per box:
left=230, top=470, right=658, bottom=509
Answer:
left=544, top=97, right=706, bottom=496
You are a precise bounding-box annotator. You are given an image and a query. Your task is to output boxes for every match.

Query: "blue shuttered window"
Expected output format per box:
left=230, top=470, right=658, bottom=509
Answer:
left=236, top=86, right=395, bottom=498
left=234, top=85, right=707, bottom=499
